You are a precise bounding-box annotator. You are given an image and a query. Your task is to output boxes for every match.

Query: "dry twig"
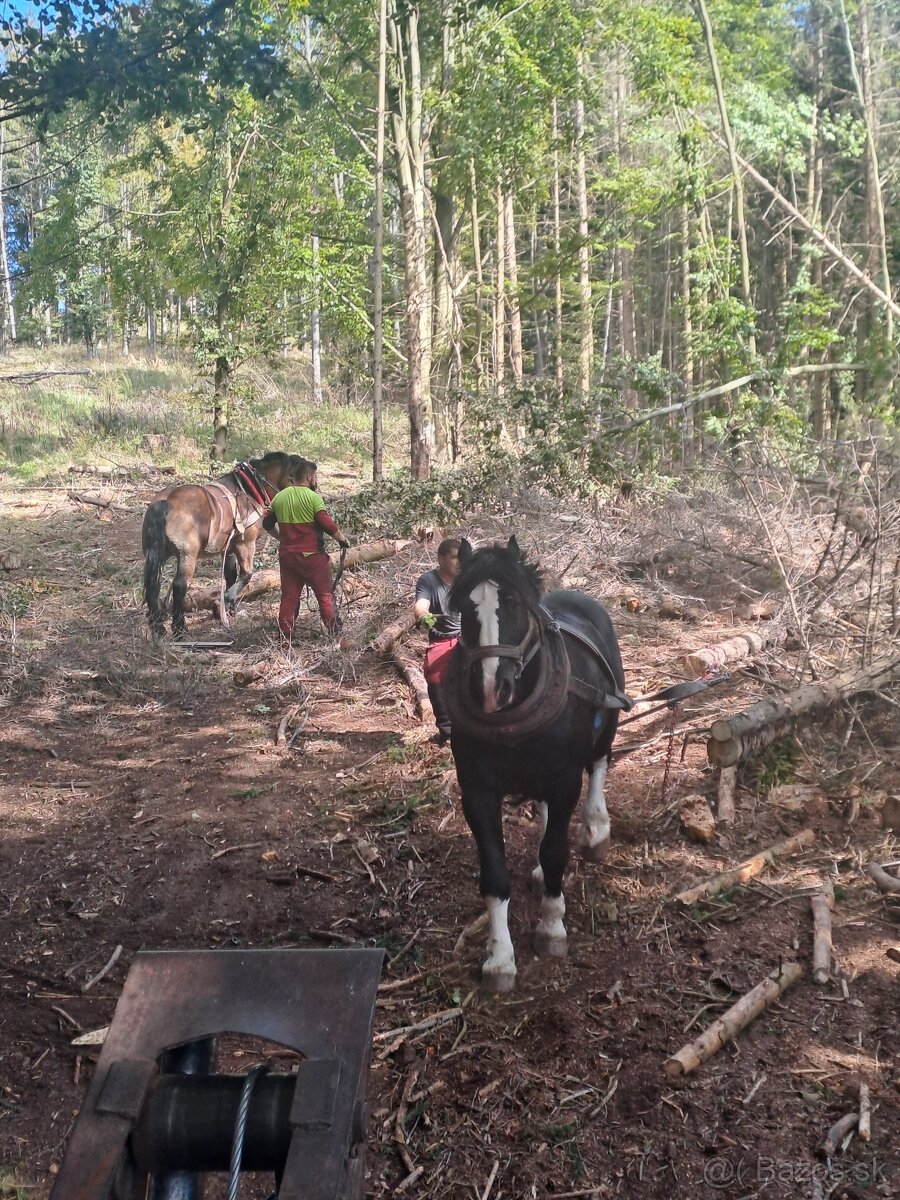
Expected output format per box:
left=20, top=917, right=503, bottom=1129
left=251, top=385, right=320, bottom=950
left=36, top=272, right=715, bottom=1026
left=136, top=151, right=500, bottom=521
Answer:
left=674, top=829, right=815, bottom=906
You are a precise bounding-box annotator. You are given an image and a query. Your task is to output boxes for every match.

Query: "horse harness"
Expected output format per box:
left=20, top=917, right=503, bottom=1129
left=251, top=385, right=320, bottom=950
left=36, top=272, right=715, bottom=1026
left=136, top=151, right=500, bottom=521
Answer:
left=445, top=604, right=713, bottom=742
left=203, top=463, right=275, bottom=555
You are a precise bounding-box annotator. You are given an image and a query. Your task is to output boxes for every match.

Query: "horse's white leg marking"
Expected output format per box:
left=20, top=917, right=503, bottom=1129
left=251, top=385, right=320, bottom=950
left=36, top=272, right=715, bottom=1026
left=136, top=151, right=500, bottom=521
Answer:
left=578, top=757, right=611, bottom=861
left=532, top=801, right=548, bottom=892
left=535, top=891, right=568, bottom=957
left=482, top=895, right=517, bottom=991
left=471, top=580, right=500, bottom=712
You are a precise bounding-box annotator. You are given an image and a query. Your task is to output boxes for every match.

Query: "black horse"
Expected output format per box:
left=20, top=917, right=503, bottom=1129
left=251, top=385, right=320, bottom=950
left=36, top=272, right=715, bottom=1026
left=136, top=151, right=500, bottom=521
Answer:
left=445, top=537, right=627, bottom=992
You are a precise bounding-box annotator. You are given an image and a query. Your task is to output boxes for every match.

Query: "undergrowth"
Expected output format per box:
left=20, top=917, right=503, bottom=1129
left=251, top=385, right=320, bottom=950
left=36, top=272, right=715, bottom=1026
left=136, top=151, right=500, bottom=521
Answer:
left=0, top=346, right=402, bottom=481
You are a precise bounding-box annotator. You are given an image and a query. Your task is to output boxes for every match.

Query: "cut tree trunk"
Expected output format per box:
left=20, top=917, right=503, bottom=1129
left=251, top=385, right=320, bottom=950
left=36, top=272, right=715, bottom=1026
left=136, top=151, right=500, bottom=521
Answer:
left=180, top=541, right=406, bottom=613
left=707, top=655, right=900, bottom=767
left=683, top=627, right=780, bottom=677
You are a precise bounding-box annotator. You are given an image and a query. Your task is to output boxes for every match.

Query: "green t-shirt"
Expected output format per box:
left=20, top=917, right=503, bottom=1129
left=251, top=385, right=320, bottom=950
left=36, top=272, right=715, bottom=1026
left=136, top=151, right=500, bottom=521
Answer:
left=269, top=486, right=325, bottom=525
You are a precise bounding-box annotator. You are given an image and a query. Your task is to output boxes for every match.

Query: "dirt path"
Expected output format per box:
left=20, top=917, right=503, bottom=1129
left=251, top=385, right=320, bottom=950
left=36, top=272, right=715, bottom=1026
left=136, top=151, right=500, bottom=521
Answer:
left=1, top=482, right=897, bottom=1199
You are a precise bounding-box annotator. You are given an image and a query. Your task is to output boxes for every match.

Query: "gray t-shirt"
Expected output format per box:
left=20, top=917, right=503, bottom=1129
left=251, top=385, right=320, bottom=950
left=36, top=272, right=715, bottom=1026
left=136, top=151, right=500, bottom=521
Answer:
left=414, top=569, right=461, bottom=641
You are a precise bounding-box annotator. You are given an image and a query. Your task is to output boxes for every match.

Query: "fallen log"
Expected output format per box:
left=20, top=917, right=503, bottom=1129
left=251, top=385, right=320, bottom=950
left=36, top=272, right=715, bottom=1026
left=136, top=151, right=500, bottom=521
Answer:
left=707, top=655, right=900, bottom=767
left=663, top=961, right=802, bottom=1080
left=392, top=646, right=434, bottom=725
left=867, top=862, right=900, bottom=895
left=674, top=828, right=815, bottom=907
left=811, top=878, right=834, bottom=984
left=683, top=627, right=780, bottom=678
left=370, top=613, right=417, bottom=657
left=1, top=369, right=93, bottom=384
left=181, top=539, right=406, bottom=613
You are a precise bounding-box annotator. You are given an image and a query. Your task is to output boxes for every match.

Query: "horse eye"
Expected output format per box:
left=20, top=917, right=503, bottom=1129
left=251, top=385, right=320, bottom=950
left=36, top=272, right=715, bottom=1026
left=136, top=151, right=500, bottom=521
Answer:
left=502, top=593, right=519, bottom=608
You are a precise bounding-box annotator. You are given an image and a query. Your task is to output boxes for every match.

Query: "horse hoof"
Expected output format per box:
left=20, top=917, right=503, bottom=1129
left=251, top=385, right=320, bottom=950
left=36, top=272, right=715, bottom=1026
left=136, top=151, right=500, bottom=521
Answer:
left=534, top=930, right=568, bottom=958
left=578, top=834, right=610, bottom=863
left=481, top=967, right=517, bottom=994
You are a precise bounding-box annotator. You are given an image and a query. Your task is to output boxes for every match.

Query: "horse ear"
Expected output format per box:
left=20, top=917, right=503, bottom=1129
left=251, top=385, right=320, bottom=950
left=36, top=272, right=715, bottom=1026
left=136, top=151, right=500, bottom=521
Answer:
left=459, top=538, right=473, bottom=564
left=507, top=535, right=522, bottom=559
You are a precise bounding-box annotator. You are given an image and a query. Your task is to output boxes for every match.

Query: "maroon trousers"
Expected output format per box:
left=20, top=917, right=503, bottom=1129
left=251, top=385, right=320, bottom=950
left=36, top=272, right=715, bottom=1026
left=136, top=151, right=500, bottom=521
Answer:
left=278, top=551, right=336, bottom=636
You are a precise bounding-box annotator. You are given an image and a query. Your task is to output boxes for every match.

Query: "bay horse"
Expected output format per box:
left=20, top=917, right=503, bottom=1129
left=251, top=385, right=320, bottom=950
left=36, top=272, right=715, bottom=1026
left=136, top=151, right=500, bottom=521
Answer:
left=444, top=537, right=627, bottom=992
left=142, top=451, right=298, bottom=637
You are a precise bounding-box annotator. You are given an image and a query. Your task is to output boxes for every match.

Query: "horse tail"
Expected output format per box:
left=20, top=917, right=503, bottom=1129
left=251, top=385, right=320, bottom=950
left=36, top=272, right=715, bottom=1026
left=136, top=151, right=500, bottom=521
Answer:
left=142, top=500, right=169, bottom=630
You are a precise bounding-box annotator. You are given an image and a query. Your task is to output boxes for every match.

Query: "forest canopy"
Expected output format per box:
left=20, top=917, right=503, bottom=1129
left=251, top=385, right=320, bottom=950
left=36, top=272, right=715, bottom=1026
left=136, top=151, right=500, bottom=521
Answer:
left=0, top=0, right=896, bottom=478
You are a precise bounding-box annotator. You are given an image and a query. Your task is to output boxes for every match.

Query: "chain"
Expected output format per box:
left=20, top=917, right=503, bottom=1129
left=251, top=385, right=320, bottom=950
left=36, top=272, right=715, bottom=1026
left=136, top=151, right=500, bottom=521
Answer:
left=659, top=703, right=679, bottom=806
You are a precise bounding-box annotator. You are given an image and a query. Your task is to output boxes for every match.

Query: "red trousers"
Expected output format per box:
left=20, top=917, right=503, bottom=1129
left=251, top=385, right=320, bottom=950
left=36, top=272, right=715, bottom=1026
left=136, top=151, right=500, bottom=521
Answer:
left=278, top=551, right=335, bottom=636
left=423, top=637, right=458, bottom=683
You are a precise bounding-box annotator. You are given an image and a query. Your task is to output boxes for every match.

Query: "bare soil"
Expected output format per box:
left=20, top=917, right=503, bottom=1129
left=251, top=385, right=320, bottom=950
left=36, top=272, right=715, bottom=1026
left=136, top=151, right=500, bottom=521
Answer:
left=1, top=478, right=898, bottom=1200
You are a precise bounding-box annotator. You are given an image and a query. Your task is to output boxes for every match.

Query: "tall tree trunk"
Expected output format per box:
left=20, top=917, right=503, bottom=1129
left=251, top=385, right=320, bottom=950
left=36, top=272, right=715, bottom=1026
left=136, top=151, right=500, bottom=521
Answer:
left=470, top=160, right=485, bottom=393
left=613, top=70, right=637, bottom=408
left=431, top=190, right=455, bottom=460
left=211, top=293, right=230, bottom=462
left=387, top=0, right=433, bottom=480
left=494, top=182, right=506, bottom=400
left=838, top=0, right=892, bottom=346
left=310, top=234, right=323, bottom=404
left=551, top=99, right=564, bottom=399
left=0, top=124, right=16, bottom=345
left=680, top=203, right=695, bottom=452
left=504, top=191, right=523, bottom=384
left=695, top=0, right=757, bottom=358
left=808, top=5, right=829, bottom=442
left=531, top=211, right=545, bottom=378
left=574, top=81, right=592, bottom=400
left=372, top=0, right=387, bottom=486
left=430, top=0, right=462, bottom=460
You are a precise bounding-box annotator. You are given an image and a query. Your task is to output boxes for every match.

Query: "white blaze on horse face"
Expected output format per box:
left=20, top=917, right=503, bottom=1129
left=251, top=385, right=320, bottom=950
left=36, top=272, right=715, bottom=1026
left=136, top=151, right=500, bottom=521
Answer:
left=580, top=758, right=611, bottom=852
left=483, top=895, right=516, bottom=986
left=471, top=580, right=501, bottom=712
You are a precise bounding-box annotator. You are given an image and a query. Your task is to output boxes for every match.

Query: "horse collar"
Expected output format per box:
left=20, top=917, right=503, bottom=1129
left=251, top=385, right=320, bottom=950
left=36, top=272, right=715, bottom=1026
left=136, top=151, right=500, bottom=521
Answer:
left=444, top=611, right=572, bottom=741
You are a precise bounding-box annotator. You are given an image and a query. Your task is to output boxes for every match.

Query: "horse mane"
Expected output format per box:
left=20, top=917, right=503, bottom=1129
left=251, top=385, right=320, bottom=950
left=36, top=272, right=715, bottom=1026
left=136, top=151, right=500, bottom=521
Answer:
left=251, top=450, right=291, bottom=470
left=450, top=542, right=543, bottom=609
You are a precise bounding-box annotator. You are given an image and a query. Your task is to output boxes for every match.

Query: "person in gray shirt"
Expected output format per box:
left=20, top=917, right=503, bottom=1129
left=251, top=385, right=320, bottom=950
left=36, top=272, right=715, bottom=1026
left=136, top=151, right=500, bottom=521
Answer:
left=413, top=538, right=461, bottom=743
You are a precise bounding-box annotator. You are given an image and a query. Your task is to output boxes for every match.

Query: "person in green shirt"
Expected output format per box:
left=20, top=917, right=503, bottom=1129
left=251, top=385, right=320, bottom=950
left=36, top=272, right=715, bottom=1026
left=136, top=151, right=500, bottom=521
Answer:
left=263, top=458, right=350, bottom=637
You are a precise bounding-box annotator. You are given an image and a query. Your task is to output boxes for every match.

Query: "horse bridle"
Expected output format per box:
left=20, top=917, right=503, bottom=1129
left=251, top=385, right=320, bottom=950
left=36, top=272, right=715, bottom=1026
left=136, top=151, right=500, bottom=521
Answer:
left=455, top=610, right=543, bottom=680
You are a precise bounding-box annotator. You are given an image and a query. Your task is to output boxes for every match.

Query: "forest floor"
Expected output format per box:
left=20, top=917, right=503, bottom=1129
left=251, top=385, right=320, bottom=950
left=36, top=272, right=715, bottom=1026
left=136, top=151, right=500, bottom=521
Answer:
left=0, top=461, right=898, bottom=1200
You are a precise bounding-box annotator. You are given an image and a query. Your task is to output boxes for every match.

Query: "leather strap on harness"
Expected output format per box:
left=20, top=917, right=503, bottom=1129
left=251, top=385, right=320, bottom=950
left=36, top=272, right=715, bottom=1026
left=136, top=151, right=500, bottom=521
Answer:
left=204, top=481, right=262, bottom=554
